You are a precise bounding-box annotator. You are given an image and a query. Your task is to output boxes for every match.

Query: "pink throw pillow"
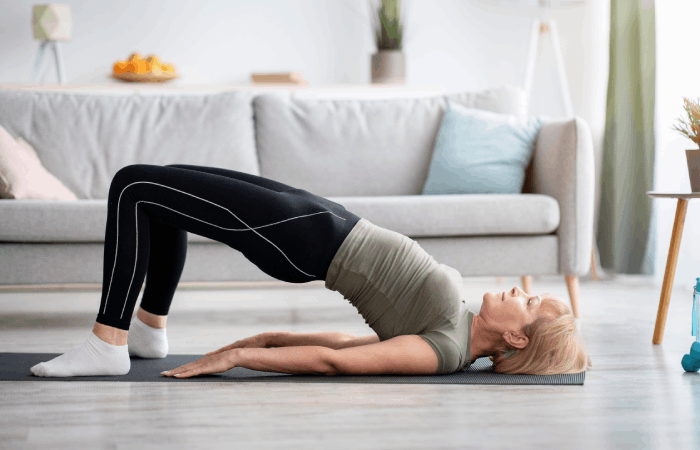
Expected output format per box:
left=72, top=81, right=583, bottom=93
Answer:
left=0, top=125, right=78, bottom=200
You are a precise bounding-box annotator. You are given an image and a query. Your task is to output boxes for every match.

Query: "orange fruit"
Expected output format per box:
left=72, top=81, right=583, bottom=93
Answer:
left=113, top=61, right=128, bottom=74
left=146, top=60, right=163, bottom=72
left=150, top=65, right=163, bottom=76
left=146, top=55, right=161, bottom=66
left=135, top=60, right=149, bottom=74
left=125, top=60, right=147, bottom=74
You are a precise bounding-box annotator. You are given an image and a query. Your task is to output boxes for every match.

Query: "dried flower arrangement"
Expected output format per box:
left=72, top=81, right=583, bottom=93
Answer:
left=672, top=97, right=700, bottom=149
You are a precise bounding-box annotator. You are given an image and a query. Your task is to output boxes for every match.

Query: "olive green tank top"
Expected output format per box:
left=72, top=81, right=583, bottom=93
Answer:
left=324, top=218, right=475, bottom=374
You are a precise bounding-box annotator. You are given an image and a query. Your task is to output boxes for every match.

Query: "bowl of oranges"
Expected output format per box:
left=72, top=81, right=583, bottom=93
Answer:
left=112, top=53, right=178, bottom=83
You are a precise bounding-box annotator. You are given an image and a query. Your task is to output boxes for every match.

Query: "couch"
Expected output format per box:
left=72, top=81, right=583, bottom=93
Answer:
left=0, top=85, right=594, bottom=317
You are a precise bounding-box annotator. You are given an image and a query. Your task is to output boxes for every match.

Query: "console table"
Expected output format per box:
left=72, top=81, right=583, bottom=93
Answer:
left=647, top=192, right=700, bottom=344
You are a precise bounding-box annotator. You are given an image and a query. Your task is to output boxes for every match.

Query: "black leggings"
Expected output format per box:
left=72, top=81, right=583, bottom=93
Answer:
left=95, top=164, right=361, bottom=331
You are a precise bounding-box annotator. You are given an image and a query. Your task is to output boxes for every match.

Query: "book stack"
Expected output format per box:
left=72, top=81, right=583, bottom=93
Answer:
left=251, top=72, right=307, bottom=85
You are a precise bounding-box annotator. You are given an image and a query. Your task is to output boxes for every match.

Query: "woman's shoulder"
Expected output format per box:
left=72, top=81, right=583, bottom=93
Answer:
left=419, top=308, right=474, bottom=374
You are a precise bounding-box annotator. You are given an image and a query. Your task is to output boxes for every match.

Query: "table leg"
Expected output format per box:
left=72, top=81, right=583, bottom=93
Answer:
left=653, top=198, right=689, bottom=344
left=590, top=245, right=598, bottom=281
left=521, top=276, right=532, bottom=294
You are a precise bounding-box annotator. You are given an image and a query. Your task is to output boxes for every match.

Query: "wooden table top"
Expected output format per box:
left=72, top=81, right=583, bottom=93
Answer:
left=647, top=192, right=700, bottom=198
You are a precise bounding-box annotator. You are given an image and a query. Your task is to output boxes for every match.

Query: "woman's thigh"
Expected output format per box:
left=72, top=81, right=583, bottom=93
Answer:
left=109, top=164, right=359, bottom=283
left=164, top=164, right=296, bottom=193
left=163, top=164, right=351, bottom=217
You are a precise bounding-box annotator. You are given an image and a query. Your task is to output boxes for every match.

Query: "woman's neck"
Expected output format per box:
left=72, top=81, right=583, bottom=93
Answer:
left=470, top=314, right=493, bottom=362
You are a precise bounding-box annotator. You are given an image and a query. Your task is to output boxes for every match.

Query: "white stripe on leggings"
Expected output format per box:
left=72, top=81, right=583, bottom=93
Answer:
left=103, top=181, right=347, bottom=318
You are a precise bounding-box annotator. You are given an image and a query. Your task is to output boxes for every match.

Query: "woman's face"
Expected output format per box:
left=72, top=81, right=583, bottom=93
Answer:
left=479, top=286, right=555, bottom=334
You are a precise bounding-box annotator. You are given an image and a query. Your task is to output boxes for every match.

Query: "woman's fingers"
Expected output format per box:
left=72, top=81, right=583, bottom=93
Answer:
left=203, top=331, right=267, bottom=356
left=162, top=360, right=199, bottom=375
left=206, top=345, right=229, bottom=356
left=161, top=352, right=235, bottom=378
left=207, top=339, right=250, bottom=356
left=206, top=343, right=237, bottom=356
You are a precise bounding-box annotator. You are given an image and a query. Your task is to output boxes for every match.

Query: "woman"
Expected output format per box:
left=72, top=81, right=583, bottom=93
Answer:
left=30, top=164, right=591, bottom=378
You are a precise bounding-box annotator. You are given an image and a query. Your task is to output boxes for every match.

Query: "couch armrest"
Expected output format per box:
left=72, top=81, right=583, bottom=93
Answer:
left=532, top=116, right=595, bottom=276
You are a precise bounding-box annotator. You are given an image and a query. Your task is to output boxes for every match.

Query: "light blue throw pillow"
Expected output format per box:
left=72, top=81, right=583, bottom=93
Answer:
left=421, top=101, right=542, bottom=195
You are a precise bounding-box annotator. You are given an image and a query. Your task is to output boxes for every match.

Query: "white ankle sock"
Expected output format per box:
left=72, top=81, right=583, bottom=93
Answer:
left=30, top=332, right=130, bottom=377
left=127, top=315, right=168, bottom=359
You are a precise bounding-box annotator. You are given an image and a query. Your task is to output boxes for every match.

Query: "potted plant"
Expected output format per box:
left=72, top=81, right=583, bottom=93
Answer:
left=672, top=97, right=700, bottom=192
left=369, top=0, right=407, bottom=84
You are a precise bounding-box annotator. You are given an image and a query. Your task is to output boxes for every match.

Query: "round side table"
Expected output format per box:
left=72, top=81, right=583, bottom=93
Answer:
left=646, top=192, right=700, bottom=344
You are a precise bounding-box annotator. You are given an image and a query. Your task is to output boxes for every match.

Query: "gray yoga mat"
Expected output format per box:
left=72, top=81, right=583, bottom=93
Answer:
left=0, top=353, right=585, bottom=385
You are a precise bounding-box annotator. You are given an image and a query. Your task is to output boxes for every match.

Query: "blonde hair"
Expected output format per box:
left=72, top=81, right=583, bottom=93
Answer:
left=489, top=294, right=592, bottom=375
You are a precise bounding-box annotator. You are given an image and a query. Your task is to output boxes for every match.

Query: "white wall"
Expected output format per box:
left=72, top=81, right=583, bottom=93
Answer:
left=1, top=0, right=613, bottom=273
left=654, top=1, right=700, bottom=291
left=1, top=0, right=605, bottom=92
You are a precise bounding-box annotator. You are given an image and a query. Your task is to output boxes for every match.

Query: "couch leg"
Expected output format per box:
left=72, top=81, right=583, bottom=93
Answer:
left=521, top=276, right=532, bottom=294
left=564, top=275, right=581, bottom=318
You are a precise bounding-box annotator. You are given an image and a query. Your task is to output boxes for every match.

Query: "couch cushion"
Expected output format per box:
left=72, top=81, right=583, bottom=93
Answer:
left=422, top=102, right=542, bottom=195
left=0, top=89, right=259, bottom=200
left=0, top=126, right=78, bottom=200
left=254, top=85, right=526, bottom=197
left=0, top=194, right=559, bottom=242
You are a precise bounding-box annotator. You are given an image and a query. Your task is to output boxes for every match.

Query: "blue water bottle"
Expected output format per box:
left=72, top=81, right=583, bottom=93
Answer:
left=681, top=278, right=700, bottom=372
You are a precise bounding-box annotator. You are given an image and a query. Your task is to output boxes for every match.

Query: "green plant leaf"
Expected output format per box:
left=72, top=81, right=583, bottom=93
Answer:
left=374, top=0, right=403, bottom=50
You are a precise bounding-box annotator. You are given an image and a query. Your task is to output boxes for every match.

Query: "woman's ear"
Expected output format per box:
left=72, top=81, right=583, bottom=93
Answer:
left=503, top=331, right=529, bottom=349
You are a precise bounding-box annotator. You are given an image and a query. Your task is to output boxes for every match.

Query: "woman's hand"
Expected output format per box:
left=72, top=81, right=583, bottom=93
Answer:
left=161, top=350, right=238, bottom=378
left=205, top=332, right=272, bottom=356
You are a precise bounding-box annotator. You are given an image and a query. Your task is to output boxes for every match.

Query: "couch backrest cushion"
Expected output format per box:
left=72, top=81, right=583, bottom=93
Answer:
left=0, top=89, right=259, bottom=199
left=254, top=85, right=526, bottom=196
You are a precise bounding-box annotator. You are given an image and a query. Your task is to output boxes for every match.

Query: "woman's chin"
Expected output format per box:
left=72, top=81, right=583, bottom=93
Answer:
left=480, top=293, right=490, bottom=311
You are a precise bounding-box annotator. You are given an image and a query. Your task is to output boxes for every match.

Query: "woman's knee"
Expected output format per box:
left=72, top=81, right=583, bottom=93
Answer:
left=109, top=164, right=156, bottom=196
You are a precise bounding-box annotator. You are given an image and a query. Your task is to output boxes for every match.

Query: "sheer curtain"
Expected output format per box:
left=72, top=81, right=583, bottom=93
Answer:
left=597, top=0, right=656, bottom=274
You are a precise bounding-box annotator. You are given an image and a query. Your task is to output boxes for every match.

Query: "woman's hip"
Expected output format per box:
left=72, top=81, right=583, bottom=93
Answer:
left=107, top=164, right=362, bottom=282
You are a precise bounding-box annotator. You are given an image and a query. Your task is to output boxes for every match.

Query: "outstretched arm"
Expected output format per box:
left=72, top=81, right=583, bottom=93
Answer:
left=163, top=335, right=438, bottom=378
left=268, top=331, right=380, bottom=350
left=234, top=335, right=438, bottom=375
left=205, top=331, right=380, bottom=357
left=329, top=335, right=438, bottom=375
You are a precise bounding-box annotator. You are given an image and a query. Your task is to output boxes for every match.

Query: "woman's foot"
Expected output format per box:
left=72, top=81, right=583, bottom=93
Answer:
left=127, top=315, right=169, bottom=358
left=30, top=331, right=130, bottom=377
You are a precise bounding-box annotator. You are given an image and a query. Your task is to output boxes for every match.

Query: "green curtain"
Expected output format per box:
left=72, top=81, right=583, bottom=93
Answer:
left=597, top=0, right=656, bottom=275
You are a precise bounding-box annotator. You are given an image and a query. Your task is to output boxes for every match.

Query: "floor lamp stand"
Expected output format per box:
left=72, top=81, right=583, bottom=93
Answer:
left=522, top=16, right=599, bottom=282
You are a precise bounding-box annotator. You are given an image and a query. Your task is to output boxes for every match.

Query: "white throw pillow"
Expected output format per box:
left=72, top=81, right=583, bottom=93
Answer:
left=0, top=125, right=78, bottom=200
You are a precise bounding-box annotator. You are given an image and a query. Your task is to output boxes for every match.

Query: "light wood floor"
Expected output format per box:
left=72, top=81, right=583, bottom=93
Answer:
left=1, top=275, right=699, bottom=450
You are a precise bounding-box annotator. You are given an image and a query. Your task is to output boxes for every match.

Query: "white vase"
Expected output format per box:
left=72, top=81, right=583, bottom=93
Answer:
left=371, top=50, right=405, bottom=84
left=686, top=149, right=700, bottom=192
